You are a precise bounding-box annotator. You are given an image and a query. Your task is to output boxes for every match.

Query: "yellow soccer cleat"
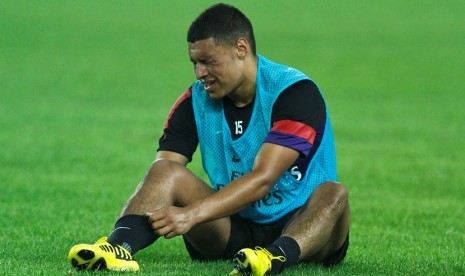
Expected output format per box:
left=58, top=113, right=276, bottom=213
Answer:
left=230, top=247, right=285, bottom=276
left=68, top=237, right=139, bottom=272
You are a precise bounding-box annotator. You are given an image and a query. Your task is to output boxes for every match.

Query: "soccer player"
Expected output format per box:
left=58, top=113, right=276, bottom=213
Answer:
left=68, top=3, right=350, bottom=275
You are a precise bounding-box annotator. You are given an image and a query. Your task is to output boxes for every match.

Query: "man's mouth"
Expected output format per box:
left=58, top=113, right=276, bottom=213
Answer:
left=203, top=80, right=215, bottom=91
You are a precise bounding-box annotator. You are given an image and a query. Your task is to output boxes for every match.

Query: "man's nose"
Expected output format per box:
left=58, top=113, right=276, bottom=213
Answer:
left=194, top=63, right=207, bottom=80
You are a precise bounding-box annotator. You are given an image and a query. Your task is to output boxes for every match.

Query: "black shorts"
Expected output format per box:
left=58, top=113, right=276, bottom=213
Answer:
left=183, top=209, right=349, bottom=266
left=184, top=209, right=299, bottom=261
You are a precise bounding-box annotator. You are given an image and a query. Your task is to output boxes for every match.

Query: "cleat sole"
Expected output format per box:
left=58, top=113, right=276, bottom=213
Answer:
left=71, top=258, right=90, bottom=271
left=78, top=249, right=95, bottom=260
left=233, top=251, right=252, bottom=275
left=91, top=257, right=107, bottom=271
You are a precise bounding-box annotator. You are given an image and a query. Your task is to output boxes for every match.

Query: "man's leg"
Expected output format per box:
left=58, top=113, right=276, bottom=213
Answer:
left=231, top=181, right=350, bottom=275
left=69, top=159, right=231, bottom=271
left=267, top=181, right=350, bottom=272
left=284, top=181, right=349, bottom=258
left=117, top=158, right=231, bottom=258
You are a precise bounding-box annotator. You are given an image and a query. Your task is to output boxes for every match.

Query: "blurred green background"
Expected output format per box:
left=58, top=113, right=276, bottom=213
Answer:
left=1, top=0, right=464, bottom=275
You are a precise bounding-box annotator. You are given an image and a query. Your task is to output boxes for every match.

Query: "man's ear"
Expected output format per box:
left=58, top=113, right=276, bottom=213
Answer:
left=235, top=38, right=248, bottom=60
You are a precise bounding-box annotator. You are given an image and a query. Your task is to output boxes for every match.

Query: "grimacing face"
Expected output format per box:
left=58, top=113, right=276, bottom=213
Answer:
left=188, top=37, right=245, bottom=101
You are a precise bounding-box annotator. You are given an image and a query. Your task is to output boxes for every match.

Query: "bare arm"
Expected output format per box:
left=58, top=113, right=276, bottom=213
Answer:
left=148, top=142, right=299, bottom=238
left=189, top=143, right=299, bottom=221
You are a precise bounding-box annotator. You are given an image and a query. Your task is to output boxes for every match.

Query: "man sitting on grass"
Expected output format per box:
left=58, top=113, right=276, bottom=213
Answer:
left=68, top=3, right=350, bottom=275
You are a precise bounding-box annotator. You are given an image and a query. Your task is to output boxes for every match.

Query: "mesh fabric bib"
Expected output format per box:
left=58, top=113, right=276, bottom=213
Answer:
left=192, top=55, right=337, bottom=223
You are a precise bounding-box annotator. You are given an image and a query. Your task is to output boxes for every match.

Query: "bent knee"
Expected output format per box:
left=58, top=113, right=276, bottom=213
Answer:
left=319, top=181, right=349, bottom=206
left=145, top=158, right=187, bottom=183
left=150, top=158, right=182, bottom=170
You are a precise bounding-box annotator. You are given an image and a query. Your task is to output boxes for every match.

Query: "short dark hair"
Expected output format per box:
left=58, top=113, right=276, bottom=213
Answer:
left=187, top=3, right=256, bottom=55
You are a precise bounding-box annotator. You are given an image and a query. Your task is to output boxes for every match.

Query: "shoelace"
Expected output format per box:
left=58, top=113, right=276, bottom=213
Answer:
left=96, top=238, right=133, bottom=261
left=98, top=244, right=133, bottom=260
left=254, top=246, right=286, bottom=263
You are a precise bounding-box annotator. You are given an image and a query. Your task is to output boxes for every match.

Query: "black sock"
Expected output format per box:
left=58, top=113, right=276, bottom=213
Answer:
left=265, top=236, right=301, bottom=274
left=107, top=214, right=158, bottom=255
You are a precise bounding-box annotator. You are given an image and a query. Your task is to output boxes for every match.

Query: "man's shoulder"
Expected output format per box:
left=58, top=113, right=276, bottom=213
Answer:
left=257, top=54, right=309, bottom=92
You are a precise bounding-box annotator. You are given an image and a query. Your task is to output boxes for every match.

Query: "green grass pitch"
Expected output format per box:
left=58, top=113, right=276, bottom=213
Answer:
left=1, top=0, right=464, bottom=275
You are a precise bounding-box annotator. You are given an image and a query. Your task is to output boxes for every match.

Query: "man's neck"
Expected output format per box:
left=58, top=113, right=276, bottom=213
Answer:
left=228, top=55, right=258, bottom=107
